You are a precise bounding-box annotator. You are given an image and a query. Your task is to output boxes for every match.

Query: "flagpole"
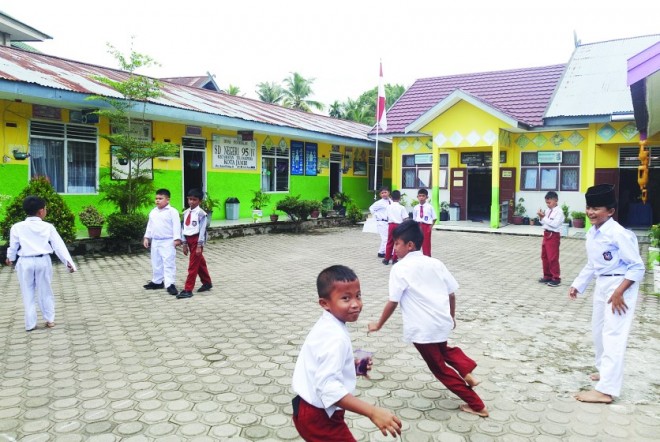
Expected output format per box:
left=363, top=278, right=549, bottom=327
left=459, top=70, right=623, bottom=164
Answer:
left=374, top=60, right=381, bottom=199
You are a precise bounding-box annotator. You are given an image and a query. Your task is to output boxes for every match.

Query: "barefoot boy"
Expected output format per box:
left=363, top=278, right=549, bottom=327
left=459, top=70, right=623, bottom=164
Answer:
left=292, top=265, right=402, bottom=440
left=569, top=184, right=644, bottom=403
left=368, top=220, right=488, bottom=417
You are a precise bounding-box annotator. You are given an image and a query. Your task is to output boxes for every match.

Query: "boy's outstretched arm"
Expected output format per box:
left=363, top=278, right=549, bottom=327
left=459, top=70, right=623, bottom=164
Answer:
left=449, top=293, right=456, bottom=329
left=368, top=301, right=398, bottom=332
left=336, top=394, right=402, bottom=437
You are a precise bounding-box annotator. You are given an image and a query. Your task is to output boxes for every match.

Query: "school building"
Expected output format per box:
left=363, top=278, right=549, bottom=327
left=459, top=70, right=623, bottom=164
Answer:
left=0, top=11, right=658, bottom=230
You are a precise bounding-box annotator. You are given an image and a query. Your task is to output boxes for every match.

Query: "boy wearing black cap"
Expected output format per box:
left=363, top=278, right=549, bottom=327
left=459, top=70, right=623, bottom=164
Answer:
left=568, top=184, right=645, bottom=403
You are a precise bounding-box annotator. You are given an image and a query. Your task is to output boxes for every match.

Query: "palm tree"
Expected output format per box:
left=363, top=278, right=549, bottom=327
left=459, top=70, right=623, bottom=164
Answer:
left=282, top=72, right=324, bottom=112
left=225, top=84, right=242, bottom=96
left=343, top=98, right=371, bottom=125
left=328, top=101, right=344, bottom=119
left=256, top=81, right=284, bottom=104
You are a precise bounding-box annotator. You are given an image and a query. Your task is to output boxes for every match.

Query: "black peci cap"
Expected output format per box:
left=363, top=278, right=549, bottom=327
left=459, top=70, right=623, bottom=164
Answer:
left=585, top=184, right=616, bottom=207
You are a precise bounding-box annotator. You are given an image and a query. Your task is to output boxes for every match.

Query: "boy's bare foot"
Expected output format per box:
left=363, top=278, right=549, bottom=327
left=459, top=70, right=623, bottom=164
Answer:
left=589, top=373, right=600, bottom=381
left=574, top=389, right=612, bottom=403
left=464, top=373, right=481, bottom=387
left=459, top=404, right=489, bottom=417
left=45, top=322, right=55, bottom=328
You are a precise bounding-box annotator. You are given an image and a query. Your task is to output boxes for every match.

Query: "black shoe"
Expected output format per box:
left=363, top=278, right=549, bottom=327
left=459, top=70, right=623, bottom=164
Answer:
left=144, top=281, right=165, bottom=290
left=538, top=278, right=552, bottom=283
left=547, top=280, right=561, bottom=287
left=377, top=253, right=385, bottom=258
left=197, top=283, right=213, bottom=293
left=176, top=290, right=193, bottom=299
left=166, top=284, right=178, bottom=295
left=382, top=259, right=390, bottom=265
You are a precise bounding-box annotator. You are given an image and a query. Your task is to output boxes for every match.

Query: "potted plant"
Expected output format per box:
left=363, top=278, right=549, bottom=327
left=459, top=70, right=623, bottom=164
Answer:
left=200, top=192, right=219, bottom=219
left=79, top=205, right=105, bottom=238
left=250, top=190, right=271, bottom=223
left=561, top=203, right=571, bottom=226
left=332, top=191, right=351, bottom=216
left=512, top=197, right=526, bottom=225
left=439, top=201, right=450, bottom=221
left=269, top=211, right=280, bottom=222
left=647, top=223, right=660, bottom=268
left=321, top=197, right=334, bottom=217
left=571, top=211, right=586, bottom=228
left=308, top=200, right=322, bottom=219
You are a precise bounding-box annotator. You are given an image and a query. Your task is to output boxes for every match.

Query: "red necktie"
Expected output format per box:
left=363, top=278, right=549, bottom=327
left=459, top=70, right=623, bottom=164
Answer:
left=420, top=204, right=424, bottom=218
left=185, top=211, right=191, bottom=226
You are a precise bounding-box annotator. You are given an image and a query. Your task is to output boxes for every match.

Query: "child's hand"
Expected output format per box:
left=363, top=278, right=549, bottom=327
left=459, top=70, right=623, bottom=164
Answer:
left=196, top=246, right=203, bottom=256
left=369, top=406, right=402, bottom=437
left=67, top=262, right=76, bottom=273
left=143, top=238, right=150, bottom=249
left=568, top=287, right=579, bottom=299
left=608, top=291, right=628, bottom=315
left=4, top=258, right=11, bottom=267
left=182, top=244, right=189, bottom=256
left=367, top=322, right=380, bottom=333
left=174, top=239, right=182, bottom=247
left=354, top=357, right=373, bottom=377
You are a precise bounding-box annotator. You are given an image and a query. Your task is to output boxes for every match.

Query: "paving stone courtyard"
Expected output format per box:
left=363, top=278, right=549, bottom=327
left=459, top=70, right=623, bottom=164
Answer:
left=0, top=227, right=659, bottom=441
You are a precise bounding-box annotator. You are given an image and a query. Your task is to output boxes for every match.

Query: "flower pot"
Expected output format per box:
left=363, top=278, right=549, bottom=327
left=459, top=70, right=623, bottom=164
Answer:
left=439, top=210, right=450, bottom=221
left=252, top=209, right=263, bottom=223
left=310, top=210, right=320, bottom=219
left=87, top=226, right=102, bottom=239
left=269, top=214, right=279, bottom=222
left=572, top=218, right=585, bottom=229
left=512, top=215, right=524, bottom=225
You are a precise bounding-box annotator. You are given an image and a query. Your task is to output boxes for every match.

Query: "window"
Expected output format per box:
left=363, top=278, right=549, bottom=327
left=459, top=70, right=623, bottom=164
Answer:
left=438, top=153, right=448, bottom=189
left=520, top=150, right=580, bottom=191
left=402, top=154, right=432, bottom=189
left=261, top=140, right=289, bottom=192
left=368, top=151, right=384, bottom=191
left=30, top=121, right=97, bottom=193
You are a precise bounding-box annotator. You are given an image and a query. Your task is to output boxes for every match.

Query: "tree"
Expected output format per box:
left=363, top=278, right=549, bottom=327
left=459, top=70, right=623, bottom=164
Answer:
left=89, top=42, right=178, bottom=214
left=331, top=83, right=406, bottom=125
left=328, top=100, right=344, bottom=119
left=343, top=98, right=371, bottom=125
left=256, top=81, right=284, bottom=104
left=226, top=84, right=242, bottom=96
left=282, top=72, right=324, bottom=112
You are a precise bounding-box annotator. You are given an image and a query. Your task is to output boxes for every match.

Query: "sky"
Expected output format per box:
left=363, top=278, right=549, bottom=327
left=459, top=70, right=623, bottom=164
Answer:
left=4, top=0, right=659, bottom=112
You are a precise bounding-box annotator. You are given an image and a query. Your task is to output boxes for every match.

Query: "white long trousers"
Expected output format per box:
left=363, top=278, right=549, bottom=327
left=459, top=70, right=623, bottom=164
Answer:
left=150, top=239, right=177, bottom=287
left=377, top=221, right=388, bottom=254
left=16, top=255, right=54, bottom=330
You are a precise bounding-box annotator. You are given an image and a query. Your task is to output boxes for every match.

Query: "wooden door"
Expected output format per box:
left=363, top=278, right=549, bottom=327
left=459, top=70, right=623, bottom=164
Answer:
left=450, top=168, right=468, bottom=220
left=499, top=167, right=516, bottom=223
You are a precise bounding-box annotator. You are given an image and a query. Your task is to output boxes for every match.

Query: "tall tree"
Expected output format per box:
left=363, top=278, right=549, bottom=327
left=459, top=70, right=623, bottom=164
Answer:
left=343, top=98, right=371, bottom=125
left=256, top=81, right=284, bottom=104
left=282, top=72, right=324, bottom=112
left=332, top=84, right=406, bottom=125
left=328, top=100, right=344, bottom=119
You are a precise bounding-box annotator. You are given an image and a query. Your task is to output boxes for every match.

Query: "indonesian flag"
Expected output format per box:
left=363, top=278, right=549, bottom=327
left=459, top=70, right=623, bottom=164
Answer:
left=377, top=62, right=387, bottom=131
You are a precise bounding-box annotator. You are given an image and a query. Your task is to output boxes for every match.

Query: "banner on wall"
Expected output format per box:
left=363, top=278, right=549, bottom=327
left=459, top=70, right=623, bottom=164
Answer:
left=212, top=135, right=257, bottom=169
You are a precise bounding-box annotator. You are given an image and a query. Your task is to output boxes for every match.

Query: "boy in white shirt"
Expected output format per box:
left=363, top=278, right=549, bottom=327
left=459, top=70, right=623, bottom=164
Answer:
left=5, top=196, right=76, bottom=331
left=143, top=188, right=182, bottom=296
left=369, top=187, right=391, bottom=258
left=292, top=265, right=401, bottom=441
left=178, top=188, right=213, bottom=299
left=413, top=188, right=436, bottom=256
left=369, top=220, right=488, bottom=417
left=382, top=190, right=409, bottom=265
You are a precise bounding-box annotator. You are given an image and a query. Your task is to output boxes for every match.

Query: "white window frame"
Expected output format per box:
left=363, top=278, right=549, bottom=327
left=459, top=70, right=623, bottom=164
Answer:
left=261, top=139, right=290, bottom=192
left=520, top=150, right=580, bottom=191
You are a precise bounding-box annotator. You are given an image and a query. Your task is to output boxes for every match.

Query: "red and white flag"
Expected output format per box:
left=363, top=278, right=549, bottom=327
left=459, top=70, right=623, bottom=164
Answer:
left=377, top=62, right=387, bottom=131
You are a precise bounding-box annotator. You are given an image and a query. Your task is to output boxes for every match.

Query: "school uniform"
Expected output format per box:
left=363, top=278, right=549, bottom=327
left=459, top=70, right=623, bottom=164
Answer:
left=291, top=311, right=357, bottom=441
left=384, top=201, right=409, bottom=262
left=144, top=204, right=181, bottom=288
left=571, top=217, right=645, bottom=397
left=369, top=197, right=391, bottom=255
left=539, top=206, right=565, bottom=283
left=181, top=206, right=212, bottom=292
left=413, top=202, right=436, bottom=256
left=6, top=217, right=76, bottom=330
left=389, top=250, right=485, bottom=411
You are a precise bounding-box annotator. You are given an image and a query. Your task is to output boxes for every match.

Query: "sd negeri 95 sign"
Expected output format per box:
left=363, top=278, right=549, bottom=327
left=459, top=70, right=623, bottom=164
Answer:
left=212, top=135, right=257, bottom=169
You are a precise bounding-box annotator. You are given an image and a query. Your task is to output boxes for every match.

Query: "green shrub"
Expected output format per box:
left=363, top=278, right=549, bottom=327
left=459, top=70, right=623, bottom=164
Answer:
left=346, top=202, right=364, bottom=224
left=79, top=205, right=105, bottom=227
left=276, top=195, right=309, bottom=222
left=649, top=224, right=660, bottom=248
left=0, top=177, right=76, bottom=243
left=107, top=212, right=148, bottom=241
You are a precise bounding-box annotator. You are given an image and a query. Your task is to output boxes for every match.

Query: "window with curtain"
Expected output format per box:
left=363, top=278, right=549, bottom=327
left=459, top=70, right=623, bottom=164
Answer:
left=261, top=140, right=289, bottom=192
left=520, top=150, right=580, bottom=191
left=30, top=121, right=97, bottom=193
left=402, top=154, right=432, bottom=189
left=438, top=154, right=449, bottom=189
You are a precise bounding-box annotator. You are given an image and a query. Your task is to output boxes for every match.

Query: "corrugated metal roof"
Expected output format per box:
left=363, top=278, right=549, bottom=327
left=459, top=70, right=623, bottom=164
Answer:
left=378, top=64, right=565, bottom=134
left=545, top=34, right=660, bottom=120
left=0, top=46, right=373, bottom=142
left=161, top=75, right=218, bottom=91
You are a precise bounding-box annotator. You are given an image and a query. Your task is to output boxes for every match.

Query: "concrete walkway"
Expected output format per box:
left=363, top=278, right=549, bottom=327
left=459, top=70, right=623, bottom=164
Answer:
left=0, top=227, right=658, bottom=441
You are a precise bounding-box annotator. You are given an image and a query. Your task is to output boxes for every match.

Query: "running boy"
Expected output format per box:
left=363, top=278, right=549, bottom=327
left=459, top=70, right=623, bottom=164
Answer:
left=369, top=187, right=391, bottom=258
left=5, top=196, right=77, bottom=331
left=569, top=184, right=644, bottom=404
left=537, top=191, right=565, bottom=287
left=178, top=188, right=213, bottom=299
left=369, top=220, right=488, bottom=417
left=292, top=265, right=402, bottom=441
left=143, top=188, right=182, bottom=296
left=382, top=190, right=409, bottom=265
left=413, top=188, right=436, bottom=256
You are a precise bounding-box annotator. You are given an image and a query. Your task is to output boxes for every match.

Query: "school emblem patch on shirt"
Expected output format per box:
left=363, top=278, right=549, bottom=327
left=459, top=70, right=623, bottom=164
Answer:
left=192, top=221, right=197, bottom=227
left=603, top=251, right=613, bottom=261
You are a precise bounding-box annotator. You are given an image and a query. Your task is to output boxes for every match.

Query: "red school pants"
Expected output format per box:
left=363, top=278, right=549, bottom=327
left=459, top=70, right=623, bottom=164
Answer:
left=419, top=222, right=432, bottom=256
left=384, top=223, right=399, bottom=261
left=184, top=234, right=212, bottom=291
left=414, top=342, right=485, bottom=412
left=541, top=230, right=561, bottom=281
left=292, top=396, right=356, bottom=442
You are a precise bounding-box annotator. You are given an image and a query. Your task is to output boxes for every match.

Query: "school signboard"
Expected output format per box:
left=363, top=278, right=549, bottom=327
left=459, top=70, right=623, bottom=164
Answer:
left=212, top=135, right=257, bottom=169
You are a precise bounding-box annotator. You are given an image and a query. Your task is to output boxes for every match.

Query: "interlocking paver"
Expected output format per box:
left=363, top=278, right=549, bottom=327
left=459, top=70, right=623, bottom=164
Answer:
left=1, top=226, right=659, bottom=440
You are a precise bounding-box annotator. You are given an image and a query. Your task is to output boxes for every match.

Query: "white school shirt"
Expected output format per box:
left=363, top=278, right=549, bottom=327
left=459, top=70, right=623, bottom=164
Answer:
left=389, top=251, right=459, bottom=343
left=144, top=204, right=182, bottom=241
left=571, top=218, right=645, bottom=294
left=413, top=202, right=436, bottom=224
left=540, top=206, right=564, bottom=233
left=369, top=197, right=391, bottom=222
left=386, top=201, right=409, bottom=224
left=291, top=310, right=356, bottom=417
left=7, top=217, right=77, bottom=271
left=181, top=207, right=209, bottom=246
